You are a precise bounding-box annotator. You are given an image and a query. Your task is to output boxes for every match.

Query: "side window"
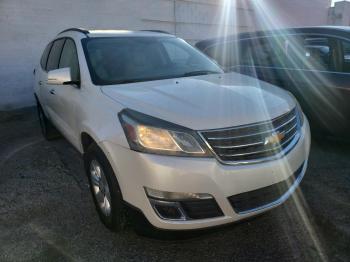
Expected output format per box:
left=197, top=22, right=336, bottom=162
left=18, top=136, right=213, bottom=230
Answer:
left=40, top=42, right=53, bottom=70
left=285, top=36, right=334, bottom=71
left=341, top=40, right=350, bottom=73
left=46, top=39, right=65, bottom=71
left=59, top=39, right=80, bottom=81
left=240, top=37, right=287, bottom=68
left=205, top=43, right=238, bottom=68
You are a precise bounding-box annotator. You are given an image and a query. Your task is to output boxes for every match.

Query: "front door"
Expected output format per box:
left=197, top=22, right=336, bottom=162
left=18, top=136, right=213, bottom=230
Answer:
left=48, top=38, right=81, bottom=147
left=43, top=38, right=66, bottom=124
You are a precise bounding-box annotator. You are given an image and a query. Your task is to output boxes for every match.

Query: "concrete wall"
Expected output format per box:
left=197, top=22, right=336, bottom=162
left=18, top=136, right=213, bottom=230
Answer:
left=0, top=0, right=331, bottom=110
left=328, top=1, right=350, bottom=25
left=0, top=0, right=256, bottom=110
left=249, top=0, right=331, bottom=30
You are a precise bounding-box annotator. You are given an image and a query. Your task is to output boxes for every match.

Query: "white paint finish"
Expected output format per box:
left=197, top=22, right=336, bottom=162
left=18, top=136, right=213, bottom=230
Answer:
left=101, top=72, right=296, bottom=130
left=101, top=121, right=310, bottom=230
left=0, top=0, right=331, bottom=109
left=33, top=30, right=311, bottom=230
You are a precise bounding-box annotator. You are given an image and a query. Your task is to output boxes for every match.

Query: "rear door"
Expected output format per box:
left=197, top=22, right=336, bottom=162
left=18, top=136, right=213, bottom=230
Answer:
left=284, top=34, right=350, bottom=136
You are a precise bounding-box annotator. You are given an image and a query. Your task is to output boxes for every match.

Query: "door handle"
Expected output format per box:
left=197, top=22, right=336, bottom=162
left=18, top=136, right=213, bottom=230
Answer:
left=38, top=81, right=42, bottom=86
left=49, top=89, right=55, bottom=95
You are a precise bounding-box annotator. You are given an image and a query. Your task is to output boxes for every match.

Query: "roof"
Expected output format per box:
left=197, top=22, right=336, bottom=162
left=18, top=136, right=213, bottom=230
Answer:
left=58, top=28, right=173, bottom=38
left=196, top=26, right=350, bottom=50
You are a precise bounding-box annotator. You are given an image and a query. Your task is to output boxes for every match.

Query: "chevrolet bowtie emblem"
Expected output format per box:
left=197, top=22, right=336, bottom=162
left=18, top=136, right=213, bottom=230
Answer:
left=264, top=132, right=285, bottom=146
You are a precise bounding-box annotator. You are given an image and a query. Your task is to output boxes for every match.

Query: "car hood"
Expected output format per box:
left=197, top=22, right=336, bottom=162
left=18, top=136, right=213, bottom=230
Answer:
left=101, top=72, right=296, bottom=130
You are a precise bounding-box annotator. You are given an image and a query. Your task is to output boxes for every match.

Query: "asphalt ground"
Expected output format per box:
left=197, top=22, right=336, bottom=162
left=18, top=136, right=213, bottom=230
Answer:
left=0, top=108, right=349, bottom=262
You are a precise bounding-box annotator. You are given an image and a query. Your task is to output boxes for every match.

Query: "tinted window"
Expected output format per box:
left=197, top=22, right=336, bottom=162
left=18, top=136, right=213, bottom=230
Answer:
left=40, top=42, right=53, bottom=70
left=240, top=37, right=286, bottom=68
left=342, top=40, right=350, bottom=73
left=204, top=39, right=286, bottom=68
left=46, top=39, right=65, bottom=71
left=59, top=39, right=80, bottom=81
left=205, top=43, right=238, bottom=68
left=285, top=36, right=333, bottom=71
left=83, top=37, right=222, bottom=85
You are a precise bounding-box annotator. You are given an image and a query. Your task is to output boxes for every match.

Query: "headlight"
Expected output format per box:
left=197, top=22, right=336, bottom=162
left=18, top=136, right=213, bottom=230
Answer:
left=118, top=109, right=211, bottom=157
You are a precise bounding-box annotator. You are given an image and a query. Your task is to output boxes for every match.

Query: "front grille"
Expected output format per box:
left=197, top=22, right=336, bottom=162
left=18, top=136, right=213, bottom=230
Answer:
left=228, top=162, right=305, bottom=213
left=200, top=108, right=300, bottom=164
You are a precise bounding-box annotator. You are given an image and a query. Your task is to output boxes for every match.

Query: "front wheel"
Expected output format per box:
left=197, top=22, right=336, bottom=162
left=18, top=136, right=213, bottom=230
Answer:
left=84, top=144, right=126, bottom=232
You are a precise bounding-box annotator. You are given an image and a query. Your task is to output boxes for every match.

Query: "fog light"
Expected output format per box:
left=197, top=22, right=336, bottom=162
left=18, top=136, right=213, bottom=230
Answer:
left=150, top=200, right=185, bottom=220
left=145, top=188, right=222, bottom=221
left=145, top=187, right=213, bottom=201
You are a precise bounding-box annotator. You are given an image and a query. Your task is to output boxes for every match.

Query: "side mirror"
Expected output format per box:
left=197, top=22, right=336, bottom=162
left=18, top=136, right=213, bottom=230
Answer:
left=47, top=68, right=77, bottom=85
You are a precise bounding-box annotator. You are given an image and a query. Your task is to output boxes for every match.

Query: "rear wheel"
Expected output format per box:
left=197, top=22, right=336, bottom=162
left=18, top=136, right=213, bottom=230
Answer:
left=37, top=102, right=60, bottom=140
left=84, top=143, right=126, bottom=231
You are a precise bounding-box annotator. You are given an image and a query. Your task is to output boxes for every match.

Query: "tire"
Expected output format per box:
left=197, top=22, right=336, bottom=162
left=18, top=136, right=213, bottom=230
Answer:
left=84, top=143, right=126, bottom=232
left=37, top=102, right=60, bottom=140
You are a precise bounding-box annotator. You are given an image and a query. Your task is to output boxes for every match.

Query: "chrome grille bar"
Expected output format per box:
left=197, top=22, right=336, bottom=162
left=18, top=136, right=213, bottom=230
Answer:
left=217, top=132, right=296, bottom=158
left=213, top=140, right=264, bottom=149
left=206, top=115, right=297, bottom=141
left=199, top=108, right=300, bottom=165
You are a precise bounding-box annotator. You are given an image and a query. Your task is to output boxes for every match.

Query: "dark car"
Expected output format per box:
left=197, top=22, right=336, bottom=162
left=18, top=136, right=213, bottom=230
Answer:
left=196, top=26, right=350, bottom=137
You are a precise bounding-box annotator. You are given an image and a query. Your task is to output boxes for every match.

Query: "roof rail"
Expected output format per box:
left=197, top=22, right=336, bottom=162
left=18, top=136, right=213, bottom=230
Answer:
left=58, top=28, right=90, bottom=36
left=140, top=30, right=172, bottom=35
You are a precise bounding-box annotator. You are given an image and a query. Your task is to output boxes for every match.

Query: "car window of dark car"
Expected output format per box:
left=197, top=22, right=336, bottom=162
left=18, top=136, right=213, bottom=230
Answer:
left=240, top=37, right=287, bottom=68
left=204, top=43, right=239, bottom=68
left=46, top=39, right=65, bottom=71
left=59, top=39, right=80, bottom=81
left=284, top=36, right=336, bottom=72
left=40, top=42, right=53, bottom=71
left=342, top=40, right=350, bottom=73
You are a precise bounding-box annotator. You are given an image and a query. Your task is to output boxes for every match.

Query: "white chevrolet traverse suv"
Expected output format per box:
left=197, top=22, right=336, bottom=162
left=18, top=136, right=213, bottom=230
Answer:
left=34, top=28, right=311, bottom=236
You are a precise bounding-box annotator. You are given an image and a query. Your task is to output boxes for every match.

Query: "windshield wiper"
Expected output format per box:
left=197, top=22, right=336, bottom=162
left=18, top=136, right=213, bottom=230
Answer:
left=109, top=72, right=221, bottom=85
left=114, top=79, right=142, bottom=84
left=182, top=70, right=221, bottom=77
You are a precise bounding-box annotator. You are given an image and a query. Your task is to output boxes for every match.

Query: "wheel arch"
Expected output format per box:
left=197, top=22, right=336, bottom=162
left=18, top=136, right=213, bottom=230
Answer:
left=81, top=132, right=97, bottom=153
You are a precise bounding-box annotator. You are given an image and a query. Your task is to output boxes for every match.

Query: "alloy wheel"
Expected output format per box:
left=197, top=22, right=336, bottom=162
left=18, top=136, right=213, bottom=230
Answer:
left=90, top=159, right=112, bottom=217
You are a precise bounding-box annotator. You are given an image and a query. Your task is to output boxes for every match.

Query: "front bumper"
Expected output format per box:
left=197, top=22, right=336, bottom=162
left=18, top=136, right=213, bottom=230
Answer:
left=101, top=119, right=311, bottom=230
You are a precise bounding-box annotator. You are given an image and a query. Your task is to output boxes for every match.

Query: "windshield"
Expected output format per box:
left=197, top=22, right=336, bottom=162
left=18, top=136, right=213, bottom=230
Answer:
left=82, top=36, right=223, bottom=85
